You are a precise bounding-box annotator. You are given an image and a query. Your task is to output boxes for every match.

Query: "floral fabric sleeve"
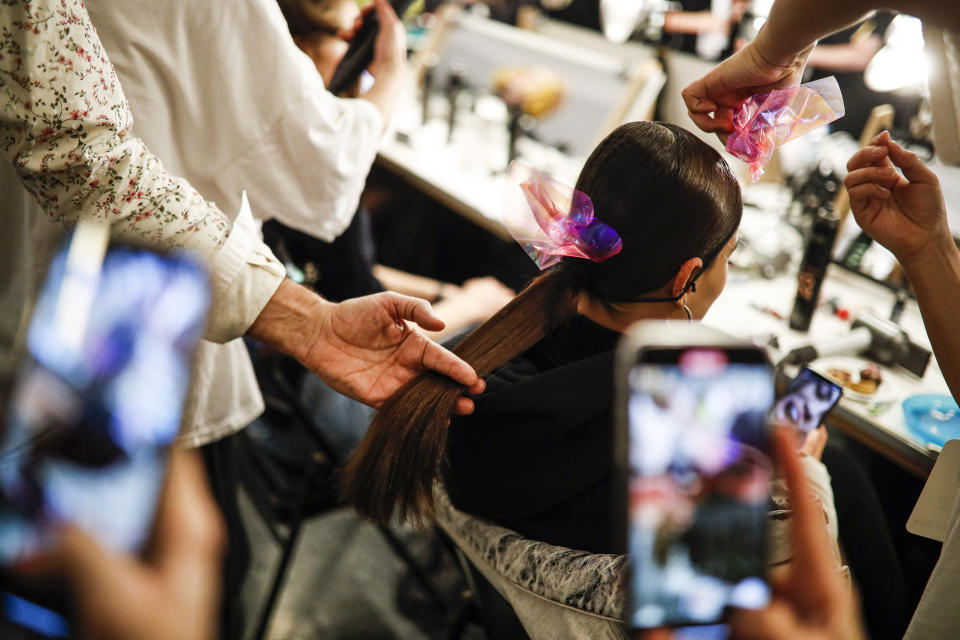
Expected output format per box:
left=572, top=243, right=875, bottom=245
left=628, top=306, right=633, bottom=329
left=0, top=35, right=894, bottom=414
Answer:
left=0, top=0, right=286, bottom=343
left=0, top=0, right=229, bottom=260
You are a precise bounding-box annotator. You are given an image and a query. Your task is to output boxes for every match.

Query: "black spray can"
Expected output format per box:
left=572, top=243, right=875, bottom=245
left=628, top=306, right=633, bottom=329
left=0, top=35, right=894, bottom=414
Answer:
left=789, top=208, right=840, bottom=332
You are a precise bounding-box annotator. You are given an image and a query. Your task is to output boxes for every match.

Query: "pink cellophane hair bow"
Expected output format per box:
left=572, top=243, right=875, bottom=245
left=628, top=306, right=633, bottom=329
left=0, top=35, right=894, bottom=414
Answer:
left=502, top=162, right=622, bottom=270
left=726, top=76, right=845, bottom=182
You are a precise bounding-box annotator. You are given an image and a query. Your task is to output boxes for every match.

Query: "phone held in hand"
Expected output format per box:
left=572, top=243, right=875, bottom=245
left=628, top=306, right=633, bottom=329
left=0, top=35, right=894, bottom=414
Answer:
left=615, top=322, right=775, bottom=630
left=0, top=224, right=209, bottom=635
left=772, top=368, right=842, bottom=442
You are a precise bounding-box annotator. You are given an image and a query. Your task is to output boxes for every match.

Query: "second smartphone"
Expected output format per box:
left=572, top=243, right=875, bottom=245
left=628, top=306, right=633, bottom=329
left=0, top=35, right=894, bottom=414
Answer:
left=771, top=368, right=842, bottom=442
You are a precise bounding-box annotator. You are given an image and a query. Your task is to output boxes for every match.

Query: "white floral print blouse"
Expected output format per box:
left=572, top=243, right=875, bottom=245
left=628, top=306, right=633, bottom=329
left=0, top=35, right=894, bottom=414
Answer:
left=0, top=0, right=285, bottom=345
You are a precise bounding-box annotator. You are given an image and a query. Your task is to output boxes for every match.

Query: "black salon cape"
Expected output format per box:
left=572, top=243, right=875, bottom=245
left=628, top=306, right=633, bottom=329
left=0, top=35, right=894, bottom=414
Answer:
left=443, top=315, right=621, bottom=554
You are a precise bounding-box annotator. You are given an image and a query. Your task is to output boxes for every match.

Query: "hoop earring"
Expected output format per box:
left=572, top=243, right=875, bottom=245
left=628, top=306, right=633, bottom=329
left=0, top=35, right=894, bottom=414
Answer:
left=684, top=303, right=693, bottom=322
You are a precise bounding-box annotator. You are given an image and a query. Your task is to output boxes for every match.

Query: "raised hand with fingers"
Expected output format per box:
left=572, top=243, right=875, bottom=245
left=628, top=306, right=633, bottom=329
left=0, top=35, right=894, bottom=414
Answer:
left=368, top=0, right=406, bottom=78
left=844, top=131, right=952, bottom=265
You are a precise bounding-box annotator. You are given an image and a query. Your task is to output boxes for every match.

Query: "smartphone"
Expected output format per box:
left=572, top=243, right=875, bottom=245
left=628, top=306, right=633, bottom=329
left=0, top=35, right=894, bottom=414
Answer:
left=615, top=322, right=775, bottom=630
left=0, top=226, right=209, bottom=634
left=771, top=368, right=842, bottom=441
left=327, top=0, right=415, bottom=95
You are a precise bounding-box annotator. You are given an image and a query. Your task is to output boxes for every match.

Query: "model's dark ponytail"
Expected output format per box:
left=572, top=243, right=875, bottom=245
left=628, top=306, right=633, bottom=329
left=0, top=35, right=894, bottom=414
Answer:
left=343, top=121, right=743, bottom=525
left=341, top=272, right=577, bottom=525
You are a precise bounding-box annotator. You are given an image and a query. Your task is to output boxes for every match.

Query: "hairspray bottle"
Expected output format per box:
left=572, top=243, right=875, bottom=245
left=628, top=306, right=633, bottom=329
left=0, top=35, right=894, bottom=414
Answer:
left=789, top=207, right=840, bottom=332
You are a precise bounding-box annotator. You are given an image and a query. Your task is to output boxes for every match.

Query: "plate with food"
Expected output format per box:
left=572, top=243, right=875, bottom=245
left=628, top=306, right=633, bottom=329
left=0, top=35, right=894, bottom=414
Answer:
left=810, top=356, right=898, bottom=404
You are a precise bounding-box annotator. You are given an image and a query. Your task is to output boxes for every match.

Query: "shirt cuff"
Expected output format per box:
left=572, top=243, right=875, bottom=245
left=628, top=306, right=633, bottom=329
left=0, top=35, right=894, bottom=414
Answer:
left=203, top=191, right=285, bottom=343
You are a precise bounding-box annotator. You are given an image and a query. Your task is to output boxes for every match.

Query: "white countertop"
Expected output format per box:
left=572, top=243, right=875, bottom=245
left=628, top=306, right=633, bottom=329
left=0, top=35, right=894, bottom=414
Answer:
left=708, top=264, right=948, bottom=474
left=379, top=85, right=585, bottom=240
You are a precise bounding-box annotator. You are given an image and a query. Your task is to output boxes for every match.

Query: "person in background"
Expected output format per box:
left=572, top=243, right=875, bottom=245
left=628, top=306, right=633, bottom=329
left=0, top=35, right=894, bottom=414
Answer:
left=804, top=12, right=922, bottom=137
left=251, top=0, right=514, bottom=459
left=276, top=0, right=516, bottom=343
left=537, top=0, right=747, bottom=58
left=661, top=0, right=750, bottom=60
left=0, top=1, right=482, bottom=637
left=75, top=0, right=435, bottom=636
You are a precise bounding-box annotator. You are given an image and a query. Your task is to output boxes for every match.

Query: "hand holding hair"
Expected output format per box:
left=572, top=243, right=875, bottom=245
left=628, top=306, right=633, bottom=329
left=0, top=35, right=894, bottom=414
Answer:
left=314, top=289, right=484, bottom=412
left=342, top=273, right=577, bottom=525
left=248, top=280, right=482, bottom=415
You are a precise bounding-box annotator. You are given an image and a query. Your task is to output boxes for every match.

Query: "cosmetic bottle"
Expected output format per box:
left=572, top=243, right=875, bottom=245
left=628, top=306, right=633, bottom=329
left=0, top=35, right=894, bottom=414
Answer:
left=789, top=207, right=840, bottom=332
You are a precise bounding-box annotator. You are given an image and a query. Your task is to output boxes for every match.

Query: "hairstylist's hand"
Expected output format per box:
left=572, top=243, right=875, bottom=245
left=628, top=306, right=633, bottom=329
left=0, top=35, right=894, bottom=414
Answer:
left=727, top=429, right=866, bottom=640
left=343, top=0, right=407, bottom=122
left=368, top=0, right=407, bottom=78
left=845, top=131, right=953, bottom=268
left=33, top=450, right=224, bottom=640
left=312, top=291, right=483, bottom=411
left=249, top=281, right=483, bottom=414
left=682, top=32, right=813, bottom=140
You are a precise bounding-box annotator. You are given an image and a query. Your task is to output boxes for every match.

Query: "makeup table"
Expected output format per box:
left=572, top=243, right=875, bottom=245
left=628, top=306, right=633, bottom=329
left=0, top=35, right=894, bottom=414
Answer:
left=376, top=12, right=664, bottom=240
left=377, top=85, right=583, bottom=242
left=708, top=264, right=947, bottom=477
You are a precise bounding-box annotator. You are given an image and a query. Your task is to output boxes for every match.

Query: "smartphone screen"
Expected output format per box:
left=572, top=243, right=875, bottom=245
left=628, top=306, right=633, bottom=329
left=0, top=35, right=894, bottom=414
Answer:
left=771, top=368, right=842, bottom=439
left=0, top=235, right=208, bottom=634
left=627, top=347, right=774, bottom=629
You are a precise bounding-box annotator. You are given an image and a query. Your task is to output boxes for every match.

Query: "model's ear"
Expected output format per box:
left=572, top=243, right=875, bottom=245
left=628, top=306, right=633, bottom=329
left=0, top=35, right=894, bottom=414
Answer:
left=670, top=257, right=703, bottom=304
